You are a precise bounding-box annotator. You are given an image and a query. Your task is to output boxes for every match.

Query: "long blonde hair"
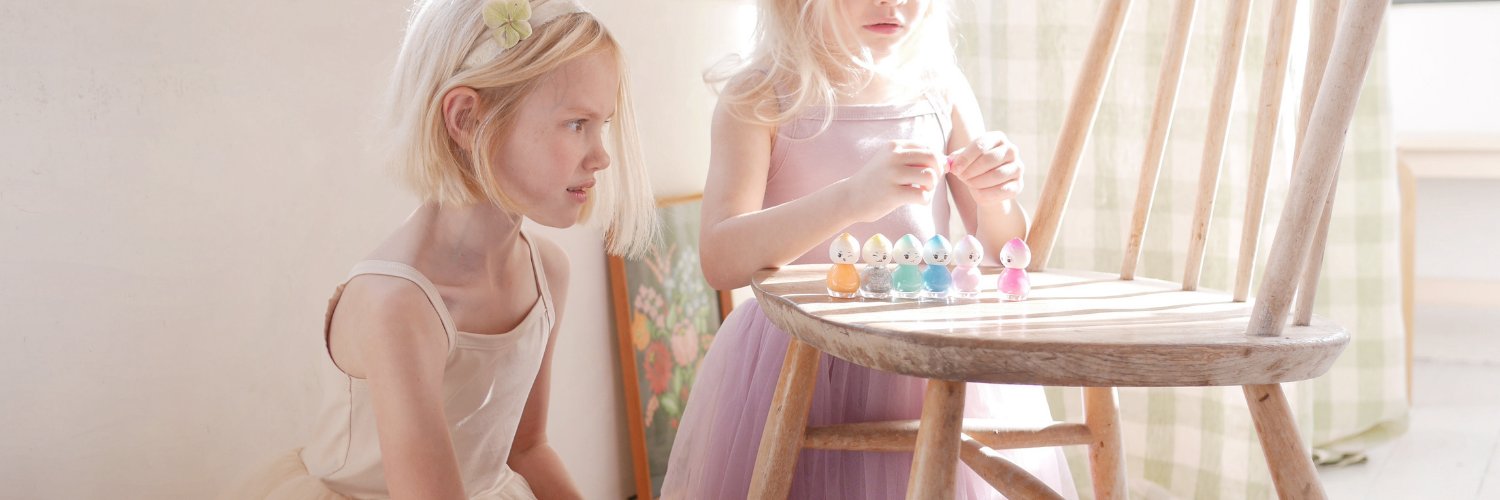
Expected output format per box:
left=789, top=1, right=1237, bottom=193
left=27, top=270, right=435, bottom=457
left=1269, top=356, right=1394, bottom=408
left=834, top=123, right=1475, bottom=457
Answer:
left=385, top=1, right=656, bottom=257
left=710, top=0, right=957, bottom=129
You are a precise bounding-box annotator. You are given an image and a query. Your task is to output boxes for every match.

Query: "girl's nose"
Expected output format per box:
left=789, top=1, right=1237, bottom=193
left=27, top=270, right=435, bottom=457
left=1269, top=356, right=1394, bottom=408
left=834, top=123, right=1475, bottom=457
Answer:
left=585, top=139, right=611, bottom=172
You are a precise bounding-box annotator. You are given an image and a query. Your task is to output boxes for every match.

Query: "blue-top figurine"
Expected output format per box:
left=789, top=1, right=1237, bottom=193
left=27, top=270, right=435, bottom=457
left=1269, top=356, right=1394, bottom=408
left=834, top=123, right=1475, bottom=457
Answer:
left=921, top=235, right=953, bottom=300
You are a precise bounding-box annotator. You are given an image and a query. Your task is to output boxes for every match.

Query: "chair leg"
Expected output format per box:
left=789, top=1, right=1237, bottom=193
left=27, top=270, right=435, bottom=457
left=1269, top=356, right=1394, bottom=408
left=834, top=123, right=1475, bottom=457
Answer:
left=1244, top=384, right=1327, bottom=500
left=1084, top=387, right=1127, bottom=500
left=958, top=434, right=1065, bottom=500
left=748, top=339, right=822, bottom=500
left=906, top=379, right=967, bottom=500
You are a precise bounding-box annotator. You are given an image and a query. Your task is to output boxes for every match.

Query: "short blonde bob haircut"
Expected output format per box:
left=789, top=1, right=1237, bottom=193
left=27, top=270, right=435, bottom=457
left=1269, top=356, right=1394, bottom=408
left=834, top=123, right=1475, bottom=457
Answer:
left=711, top=0, right=957, bottom=131
left=385, top=0, right=656, bottom=257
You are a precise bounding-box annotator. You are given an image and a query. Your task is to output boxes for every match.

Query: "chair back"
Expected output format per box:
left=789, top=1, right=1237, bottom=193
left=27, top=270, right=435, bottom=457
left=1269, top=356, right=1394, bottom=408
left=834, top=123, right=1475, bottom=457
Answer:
left=1021, top=0, right=1390, bottom=337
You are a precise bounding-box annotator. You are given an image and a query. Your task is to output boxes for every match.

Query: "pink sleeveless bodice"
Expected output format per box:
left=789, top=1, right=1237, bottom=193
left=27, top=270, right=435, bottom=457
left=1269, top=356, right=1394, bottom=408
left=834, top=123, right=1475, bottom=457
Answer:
left=764, top=93, right=954, bottom=264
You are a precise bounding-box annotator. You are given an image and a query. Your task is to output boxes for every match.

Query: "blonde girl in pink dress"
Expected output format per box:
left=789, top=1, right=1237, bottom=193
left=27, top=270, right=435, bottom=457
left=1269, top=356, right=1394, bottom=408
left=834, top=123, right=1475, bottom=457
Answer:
left=661, top=0, right=1075, bottom=498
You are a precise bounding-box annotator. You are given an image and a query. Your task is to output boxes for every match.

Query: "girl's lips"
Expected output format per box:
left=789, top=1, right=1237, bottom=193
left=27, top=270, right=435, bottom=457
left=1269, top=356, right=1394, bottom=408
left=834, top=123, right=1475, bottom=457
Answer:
left=863, top=23, right=902, bottom=35
left=566, top=181, right=593, bottom=204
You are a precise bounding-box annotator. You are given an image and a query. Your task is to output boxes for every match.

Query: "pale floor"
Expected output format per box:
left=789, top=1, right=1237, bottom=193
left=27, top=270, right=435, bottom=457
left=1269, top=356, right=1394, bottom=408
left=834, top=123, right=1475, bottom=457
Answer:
left=1319, top=303, right=1500, bottom=499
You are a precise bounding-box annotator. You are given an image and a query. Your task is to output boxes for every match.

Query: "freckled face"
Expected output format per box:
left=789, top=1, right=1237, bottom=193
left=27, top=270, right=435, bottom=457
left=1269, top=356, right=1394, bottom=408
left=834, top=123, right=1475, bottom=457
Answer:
left=494, top=51, right=617, bottom=228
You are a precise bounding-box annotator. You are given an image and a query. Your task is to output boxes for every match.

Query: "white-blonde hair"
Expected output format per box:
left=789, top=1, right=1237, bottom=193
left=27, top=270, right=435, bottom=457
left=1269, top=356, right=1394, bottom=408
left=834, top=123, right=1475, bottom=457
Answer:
left=710, top=0, right=957, bottom=129
left=386, top=0, right=656, bottom=257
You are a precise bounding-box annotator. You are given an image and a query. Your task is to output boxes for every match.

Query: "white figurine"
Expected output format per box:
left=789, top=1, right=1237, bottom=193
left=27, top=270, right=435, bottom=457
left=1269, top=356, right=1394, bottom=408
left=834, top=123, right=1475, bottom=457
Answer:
left=951, top=235, right=984, bottom=299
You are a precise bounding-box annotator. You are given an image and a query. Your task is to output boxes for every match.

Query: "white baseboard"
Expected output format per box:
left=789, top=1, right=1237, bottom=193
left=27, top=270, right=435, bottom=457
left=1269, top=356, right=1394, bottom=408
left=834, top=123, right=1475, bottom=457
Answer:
left=1398, top=134, right=1500, bottom=180
left=1414, top=278, right=1500, bottom=308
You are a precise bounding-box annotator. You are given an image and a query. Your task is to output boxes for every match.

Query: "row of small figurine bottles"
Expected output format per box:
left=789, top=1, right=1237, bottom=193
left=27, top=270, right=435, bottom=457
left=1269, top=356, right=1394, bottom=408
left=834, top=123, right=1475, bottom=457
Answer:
left=826, top=232, right=1032, bottom=302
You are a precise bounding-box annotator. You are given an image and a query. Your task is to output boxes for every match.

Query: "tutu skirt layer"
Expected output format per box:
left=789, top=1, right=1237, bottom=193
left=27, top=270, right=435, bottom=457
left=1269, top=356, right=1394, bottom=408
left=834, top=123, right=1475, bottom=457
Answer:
left=661, top=299, right=1076, bottom=499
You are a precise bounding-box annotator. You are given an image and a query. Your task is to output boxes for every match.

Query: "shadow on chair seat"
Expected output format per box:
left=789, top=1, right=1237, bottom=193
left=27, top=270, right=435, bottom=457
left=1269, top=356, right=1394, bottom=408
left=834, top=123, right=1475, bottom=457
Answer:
left=753, top=265, right=1349, bottom=388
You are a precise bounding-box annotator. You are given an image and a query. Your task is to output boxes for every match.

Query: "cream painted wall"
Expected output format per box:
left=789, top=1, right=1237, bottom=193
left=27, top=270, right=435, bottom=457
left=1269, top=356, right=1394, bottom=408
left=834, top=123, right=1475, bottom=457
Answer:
left=1389, top=2, right=1500, bottom=136
left=0, top=0, right=751, bottom=498
left=1387, top=4, right=1500, bottom=283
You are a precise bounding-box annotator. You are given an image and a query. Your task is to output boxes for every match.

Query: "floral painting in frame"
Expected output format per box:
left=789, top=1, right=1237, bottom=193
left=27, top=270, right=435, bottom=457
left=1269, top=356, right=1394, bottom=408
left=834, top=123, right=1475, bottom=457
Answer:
left=608, top=194, right=733, bottom=500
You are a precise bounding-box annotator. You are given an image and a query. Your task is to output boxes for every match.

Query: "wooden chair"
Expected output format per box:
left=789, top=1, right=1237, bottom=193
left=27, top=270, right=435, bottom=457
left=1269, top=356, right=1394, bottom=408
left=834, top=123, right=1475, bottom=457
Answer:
left=745, top=0, right=1388, bottom=498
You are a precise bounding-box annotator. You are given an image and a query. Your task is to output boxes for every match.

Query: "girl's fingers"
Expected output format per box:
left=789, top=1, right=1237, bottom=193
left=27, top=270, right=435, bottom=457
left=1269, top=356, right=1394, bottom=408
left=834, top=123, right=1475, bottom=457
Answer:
left=963, top=160, right=1021, bottom=189
left=889, top=139, right=928, bottom=151
left=892, top=149, right=944, bottom=171
left=896, top=167, right=939, bottom=191
left=949, top=132, right=1012, bottom=177
left=948, top=143, right=983, bottom=178
left=958, top=142, right=1018, bottom=181
left=897, top=184, right=933, bottom=205
left=973, top=179, right=1023, bottom=204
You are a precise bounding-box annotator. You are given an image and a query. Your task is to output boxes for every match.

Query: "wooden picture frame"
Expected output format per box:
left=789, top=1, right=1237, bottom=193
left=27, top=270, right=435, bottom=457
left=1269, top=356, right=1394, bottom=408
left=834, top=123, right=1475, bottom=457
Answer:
left=608, top=194, right=733, bottom=500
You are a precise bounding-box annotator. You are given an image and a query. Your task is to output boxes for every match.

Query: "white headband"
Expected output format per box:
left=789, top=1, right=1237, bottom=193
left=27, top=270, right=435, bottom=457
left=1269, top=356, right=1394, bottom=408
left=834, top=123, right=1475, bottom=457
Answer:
left=460, top=0, right=590, bottom=70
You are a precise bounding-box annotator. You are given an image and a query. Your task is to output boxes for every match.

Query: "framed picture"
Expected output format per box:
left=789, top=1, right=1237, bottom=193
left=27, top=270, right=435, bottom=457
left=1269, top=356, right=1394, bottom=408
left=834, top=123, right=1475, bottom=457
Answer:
left=608, top=194, right=733, bottom=500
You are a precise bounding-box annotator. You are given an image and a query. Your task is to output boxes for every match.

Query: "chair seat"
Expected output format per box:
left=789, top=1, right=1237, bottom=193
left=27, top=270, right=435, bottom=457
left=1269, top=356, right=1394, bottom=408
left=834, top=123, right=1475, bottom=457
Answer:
left=750, top=265, right=1349, bottom=387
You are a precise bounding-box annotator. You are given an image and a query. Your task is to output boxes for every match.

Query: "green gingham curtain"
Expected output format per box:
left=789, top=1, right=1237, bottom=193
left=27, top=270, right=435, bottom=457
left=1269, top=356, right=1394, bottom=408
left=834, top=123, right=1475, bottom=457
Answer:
left=954, top=1, right=1408, bottom=498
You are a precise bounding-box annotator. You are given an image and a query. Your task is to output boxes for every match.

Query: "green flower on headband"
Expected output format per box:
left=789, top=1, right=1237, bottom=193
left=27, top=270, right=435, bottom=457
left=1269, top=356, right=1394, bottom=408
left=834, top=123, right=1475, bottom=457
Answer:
left=483, top=0, right=533, bottom=49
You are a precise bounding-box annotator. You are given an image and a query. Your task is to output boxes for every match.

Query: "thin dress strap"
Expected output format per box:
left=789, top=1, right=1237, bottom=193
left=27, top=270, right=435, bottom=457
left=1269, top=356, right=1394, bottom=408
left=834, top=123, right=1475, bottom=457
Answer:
left=924, top=89, right=954, bottom=148
left=520, top=230, right=555, bottom=330
left=344, top=260, right=461, bottom=354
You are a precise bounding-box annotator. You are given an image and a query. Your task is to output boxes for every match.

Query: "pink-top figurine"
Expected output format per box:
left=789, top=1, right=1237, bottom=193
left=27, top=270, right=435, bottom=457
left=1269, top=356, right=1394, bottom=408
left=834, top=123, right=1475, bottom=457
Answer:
left=997, top=237, right=1031, bottom=302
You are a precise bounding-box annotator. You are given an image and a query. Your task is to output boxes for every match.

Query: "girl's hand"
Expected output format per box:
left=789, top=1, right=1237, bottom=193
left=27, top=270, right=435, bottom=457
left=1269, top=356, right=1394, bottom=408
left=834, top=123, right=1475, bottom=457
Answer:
left=948, top=131, right=1023, bottom=207
left=841, top=139, right=945, bottom=222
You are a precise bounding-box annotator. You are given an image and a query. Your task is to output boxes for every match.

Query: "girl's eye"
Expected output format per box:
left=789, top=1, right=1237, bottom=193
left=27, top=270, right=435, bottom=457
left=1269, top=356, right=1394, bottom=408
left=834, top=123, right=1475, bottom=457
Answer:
left=568, top=119, right=587, bottom=132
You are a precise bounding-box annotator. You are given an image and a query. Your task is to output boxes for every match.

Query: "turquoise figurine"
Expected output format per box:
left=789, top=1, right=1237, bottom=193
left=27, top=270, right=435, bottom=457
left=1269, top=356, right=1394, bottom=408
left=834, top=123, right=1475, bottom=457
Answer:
left=890, top=234, right=924, bottom=299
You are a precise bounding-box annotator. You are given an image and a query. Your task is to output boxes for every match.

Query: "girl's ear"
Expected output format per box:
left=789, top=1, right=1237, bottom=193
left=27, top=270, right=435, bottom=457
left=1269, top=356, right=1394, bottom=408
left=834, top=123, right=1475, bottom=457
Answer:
left=441, top=86, right=481, bottom=151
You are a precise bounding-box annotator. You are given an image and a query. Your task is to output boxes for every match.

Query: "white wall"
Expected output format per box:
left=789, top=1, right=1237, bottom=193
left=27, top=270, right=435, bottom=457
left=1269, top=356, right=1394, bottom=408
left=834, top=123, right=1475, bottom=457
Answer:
left=1388, top=2, right=1500, bottom=136
left=0, top=1, right=751, bottom=498
left=1387, top=3, right=1500, bottom=284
